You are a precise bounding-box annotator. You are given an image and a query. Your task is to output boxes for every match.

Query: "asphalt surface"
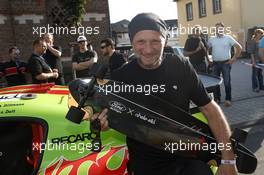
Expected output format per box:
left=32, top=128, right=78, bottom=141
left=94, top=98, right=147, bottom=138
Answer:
left=214, top=58, right=264, bottom=175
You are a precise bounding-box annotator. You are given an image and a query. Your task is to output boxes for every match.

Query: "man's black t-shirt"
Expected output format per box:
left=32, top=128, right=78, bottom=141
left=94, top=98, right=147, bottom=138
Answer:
left=111, top=56, right=211, bottom=174
left=43, top=46, right=64, bottom=85
left=72, top=50, right=96, bottom=78
left=43, top=46, right=63, bottom=74
left=28, top=54, right=53, bottom=84
left=109, top=51, right=126, bottom=72
left=0, top=60, right=27, bottom=86
left=99, top=51, right=126, bottom=78
left=184, top=37, right=208, bottom=65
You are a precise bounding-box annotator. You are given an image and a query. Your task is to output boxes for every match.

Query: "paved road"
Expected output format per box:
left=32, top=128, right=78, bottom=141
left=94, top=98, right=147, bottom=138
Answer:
left=213, top=58, right=264, bottom=175
left=216, top=59, right=264, bottom=127
left=242, top=124, right=264, bottom=175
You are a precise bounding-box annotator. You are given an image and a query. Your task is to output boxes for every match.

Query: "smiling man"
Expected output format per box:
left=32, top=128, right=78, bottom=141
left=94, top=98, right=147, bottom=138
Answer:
left=91, top=13, right=237, bottom=175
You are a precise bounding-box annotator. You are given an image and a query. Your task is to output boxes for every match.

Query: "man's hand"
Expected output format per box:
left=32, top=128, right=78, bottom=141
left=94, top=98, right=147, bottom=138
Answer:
left=90, top=109, right=109, bottom=131
left=258, top=48, right=264, bottom=63
left=226, top=57, right=236, bottom=64
left=208, top=58, right=213, bottom=66
left=52, top=71, right=59, bottom=79
left=216, top=164, right=238, bottom=175
left=195, top=44, right=202, bottom=53
left=46, top=42, right=52, bottom=49
left=195, top=41, right=206, bottom=52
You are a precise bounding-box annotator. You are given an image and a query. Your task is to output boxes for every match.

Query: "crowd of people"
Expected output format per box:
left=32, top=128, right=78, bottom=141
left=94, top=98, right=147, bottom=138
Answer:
left=0, top=22, right=263, bottom=110
left=183, top=24, right=264, bottom=107
left=183, top=23, right=242, bottom=107
left=0, top=35, right=127, bottom=87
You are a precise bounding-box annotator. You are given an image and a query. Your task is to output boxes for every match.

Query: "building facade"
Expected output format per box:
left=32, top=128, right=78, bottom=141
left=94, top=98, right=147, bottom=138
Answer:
left=175, top=0, right=264, bottom=52
left=0, top=0, right=111, bottom=61
left=111, top=19, right=130, bottom=47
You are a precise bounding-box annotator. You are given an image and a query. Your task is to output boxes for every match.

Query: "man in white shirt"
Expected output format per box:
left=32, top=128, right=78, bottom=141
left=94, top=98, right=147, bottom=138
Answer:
left=208, top=22, right=242, bottom=107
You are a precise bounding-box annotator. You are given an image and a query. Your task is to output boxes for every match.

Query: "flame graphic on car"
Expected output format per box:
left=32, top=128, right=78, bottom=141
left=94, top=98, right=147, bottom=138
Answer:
left=41, top=146, right=129, bottom=175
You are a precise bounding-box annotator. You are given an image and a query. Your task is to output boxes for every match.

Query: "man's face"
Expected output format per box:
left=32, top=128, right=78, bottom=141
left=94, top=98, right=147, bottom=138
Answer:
left=215, top=24, right=224, bottom=35
left=37, top=41, right=47, bottom=55
left=44, top=34, right=53, bottom=44
left=192, top=27, right=201, bottom=37
left=78, top=41, right=87, bottom=50
left=100, top=43, right=111, bottom=56
left=255, top=32, right=262, bottom=40
left=9, top=49, right=16, bottom=59
left=132, top=30, right=166, bottom=69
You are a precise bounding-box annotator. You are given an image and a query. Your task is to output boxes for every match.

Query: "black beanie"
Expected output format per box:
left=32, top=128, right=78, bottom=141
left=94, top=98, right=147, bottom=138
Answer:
left=128, top=13, right=168, bottom=42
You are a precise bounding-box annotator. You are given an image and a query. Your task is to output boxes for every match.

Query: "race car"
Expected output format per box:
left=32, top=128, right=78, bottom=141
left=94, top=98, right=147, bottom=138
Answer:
left=0, top=83, right=128, bottom=175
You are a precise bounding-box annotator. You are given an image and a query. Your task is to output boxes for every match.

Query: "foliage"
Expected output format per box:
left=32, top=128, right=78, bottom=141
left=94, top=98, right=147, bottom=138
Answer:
left=60, top=0, right=88, bottom=26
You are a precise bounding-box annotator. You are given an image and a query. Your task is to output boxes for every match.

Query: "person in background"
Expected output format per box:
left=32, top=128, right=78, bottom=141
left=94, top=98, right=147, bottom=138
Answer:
left=72, top=36, right=97, bottom=78
left=99, top=38, right=126, bottom=78
left=208, top=22, right=242, bottom=107
left=247, top=29, right=264, bottom=92
left=43, top=33, right=65, bottom=85
left=257, top=29, right=264, bottom=68
left=28, top=38, right=59, bottom=84
left=184, top=26, right=211, bottom=73
left=0, top=47, right=28, bottom=86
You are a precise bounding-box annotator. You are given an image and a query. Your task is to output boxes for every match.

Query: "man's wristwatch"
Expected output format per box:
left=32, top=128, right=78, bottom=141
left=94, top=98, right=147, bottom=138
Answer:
left=221, top=159, right=236, bottom=165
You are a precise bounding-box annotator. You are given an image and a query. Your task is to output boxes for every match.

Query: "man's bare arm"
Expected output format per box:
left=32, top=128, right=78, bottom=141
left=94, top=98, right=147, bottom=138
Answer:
left=72, top=62, right=89, bottom=71
left=199, top=100, right=237, bottom=175
left=183, top=50, right=198, bottom=57
left=259, top=48, right=264, bottom=63
left=35, top=72, right=58, bottom=80
left=251, top=54, right=256, bottom=65
left=72, top=56, right=97, bottom=71
left=227, top=43, right=242, bottom=64
left=47, top=45, right=62, bottom=57
left=233, top=43, right=242, bottom=59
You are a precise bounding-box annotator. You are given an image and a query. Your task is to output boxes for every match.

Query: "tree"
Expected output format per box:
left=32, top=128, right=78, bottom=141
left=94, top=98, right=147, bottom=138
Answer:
left=60, top=0, right=88, bottom=26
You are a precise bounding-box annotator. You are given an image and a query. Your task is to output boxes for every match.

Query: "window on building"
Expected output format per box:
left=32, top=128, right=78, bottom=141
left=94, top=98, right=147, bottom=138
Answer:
left=199, top=0, right=206, bottom=17
left=213, top=0, right=222, bottom=14
left=186, top=3, right=193, bottom=21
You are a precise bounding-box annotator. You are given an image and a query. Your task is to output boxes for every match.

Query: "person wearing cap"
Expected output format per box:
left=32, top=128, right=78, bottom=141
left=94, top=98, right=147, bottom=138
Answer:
left=72, top=36, right=98, bottom=78
left=99, top=38, right=126, bottom=78
left=42, top=33, right=65, bottom=85
left=90, top=13, right=237, bottom=175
